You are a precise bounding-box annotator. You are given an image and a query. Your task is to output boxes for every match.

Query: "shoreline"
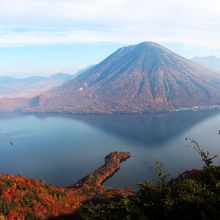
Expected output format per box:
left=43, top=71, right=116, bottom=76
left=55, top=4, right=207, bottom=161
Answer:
left=0, top=152, right=133, bottom=219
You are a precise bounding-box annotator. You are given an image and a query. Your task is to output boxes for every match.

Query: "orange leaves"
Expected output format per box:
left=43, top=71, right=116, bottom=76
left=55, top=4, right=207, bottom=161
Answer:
left=0, top=152, right=132, bottom=219
left=8, top=210, right=25, bottom=220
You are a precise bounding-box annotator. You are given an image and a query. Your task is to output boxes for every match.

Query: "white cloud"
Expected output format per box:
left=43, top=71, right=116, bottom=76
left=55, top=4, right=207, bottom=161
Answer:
left=0, top=0, right=220, bottom=49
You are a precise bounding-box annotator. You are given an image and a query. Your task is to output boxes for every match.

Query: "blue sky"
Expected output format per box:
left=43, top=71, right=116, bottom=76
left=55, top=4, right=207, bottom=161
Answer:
left=0, top=43, right=123, bottom=76
left=0, top=0, right=220, bottom=77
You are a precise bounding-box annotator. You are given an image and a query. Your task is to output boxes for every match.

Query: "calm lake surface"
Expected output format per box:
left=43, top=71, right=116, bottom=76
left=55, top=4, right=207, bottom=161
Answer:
left=0, top=110, right=220, bottom=189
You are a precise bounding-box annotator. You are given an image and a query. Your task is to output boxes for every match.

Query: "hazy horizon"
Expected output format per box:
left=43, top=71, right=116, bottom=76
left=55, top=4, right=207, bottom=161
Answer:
left=1, top=0, right=220, bottom=77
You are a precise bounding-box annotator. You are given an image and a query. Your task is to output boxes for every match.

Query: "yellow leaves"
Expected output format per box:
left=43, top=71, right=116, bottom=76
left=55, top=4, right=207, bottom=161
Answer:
left=0, top=215, right=5, bottom=220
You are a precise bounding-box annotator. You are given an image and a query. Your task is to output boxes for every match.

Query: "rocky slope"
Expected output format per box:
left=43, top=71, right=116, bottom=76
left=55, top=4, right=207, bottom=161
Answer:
left=24, top=42, right=220, bottom=113
left=0, top=152, right=132, bottom=219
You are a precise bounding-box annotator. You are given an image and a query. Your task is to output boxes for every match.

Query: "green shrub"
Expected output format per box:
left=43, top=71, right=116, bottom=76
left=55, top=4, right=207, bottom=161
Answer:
left=0, top=197, right=9, bottom=215
left=78, top=140, right=220, bottom=220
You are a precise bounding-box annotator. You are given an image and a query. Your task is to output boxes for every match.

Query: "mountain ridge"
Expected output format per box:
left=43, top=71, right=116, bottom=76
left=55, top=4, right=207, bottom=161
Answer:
left=25, top=42, right=220, bottom=113
left=0, top=73, right=73, bottom=99
left=1, top=42, right=220, bottom=113
left=191, top=56, right=220, bottom=72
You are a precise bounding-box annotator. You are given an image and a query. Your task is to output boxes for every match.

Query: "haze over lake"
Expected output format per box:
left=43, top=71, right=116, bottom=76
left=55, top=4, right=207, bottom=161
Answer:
left=0, top=110, right=220, bottom=188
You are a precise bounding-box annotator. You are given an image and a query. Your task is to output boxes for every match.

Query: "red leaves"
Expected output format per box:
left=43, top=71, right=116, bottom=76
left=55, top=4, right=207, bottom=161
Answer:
left=0, top=152, right=132, bottom=219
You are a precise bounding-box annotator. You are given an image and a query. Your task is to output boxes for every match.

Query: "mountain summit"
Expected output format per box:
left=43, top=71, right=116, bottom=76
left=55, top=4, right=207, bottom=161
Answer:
left=27, top=42, right=220, bottom=113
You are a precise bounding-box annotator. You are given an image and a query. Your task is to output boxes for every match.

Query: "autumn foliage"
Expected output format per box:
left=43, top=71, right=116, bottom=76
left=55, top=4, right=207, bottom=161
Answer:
left=0, top=152, right=133, bottom=219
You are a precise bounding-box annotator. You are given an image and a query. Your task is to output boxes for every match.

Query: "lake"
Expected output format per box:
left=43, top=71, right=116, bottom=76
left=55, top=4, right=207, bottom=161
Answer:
left=0, top=110, right=220, bottom=189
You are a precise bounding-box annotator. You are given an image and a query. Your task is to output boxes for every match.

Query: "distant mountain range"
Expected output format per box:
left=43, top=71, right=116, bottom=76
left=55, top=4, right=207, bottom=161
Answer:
left=22, top=41, right=220, bottom=113
left=1, top=42, right=220, bottom=113
left=191, top=56, right=220, bottom=72
left=0, top=73, right=72, bottom=99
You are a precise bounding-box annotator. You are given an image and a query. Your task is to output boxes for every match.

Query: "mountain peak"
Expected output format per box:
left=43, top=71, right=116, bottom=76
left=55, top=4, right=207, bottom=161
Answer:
left=24, top=42, right=220, bottom=113
left=137, top=41, right=164, bottom=48
left=111, top=42, right=176, bottom=66
left=118, top=41, right=170, bottom=53
left=126, top=41, right=172, bottom=53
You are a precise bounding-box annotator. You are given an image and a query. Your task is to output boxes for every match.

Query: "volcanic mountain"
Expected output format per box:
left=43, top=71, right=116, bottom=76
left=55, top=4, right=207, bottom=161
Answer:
left=23, top=42, right=220, bottom=113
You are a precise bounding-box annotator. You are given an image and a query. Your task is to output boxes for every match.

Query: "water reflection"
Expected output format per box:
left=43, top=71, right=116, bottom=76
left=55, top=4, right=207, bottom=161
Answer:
left=35, top=110, right=219, bottom=145
left=0, top=109, right=219, bottom=188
